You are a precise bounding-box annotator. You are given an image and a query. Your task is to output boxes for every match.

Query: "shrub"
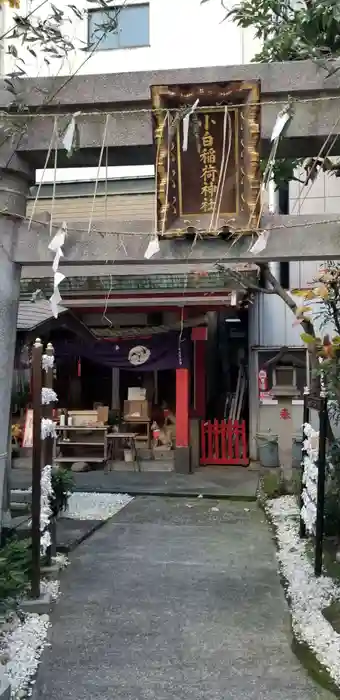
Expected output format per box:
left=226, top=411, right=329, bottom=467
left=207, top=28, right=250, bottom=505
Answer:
left=50, top=467, right=74, bottom=518
left=0, top=538, right=31, bottom=609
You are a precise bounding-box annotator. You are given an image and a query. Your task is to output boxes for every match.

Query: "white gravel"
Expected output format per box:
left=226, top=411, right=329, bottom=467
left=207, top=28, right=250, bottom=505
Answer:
left=0, top=579, right=59, bottom=698
left=53, top=553, right=69, bottom=569
left=267, top=495, right=340, bottom=687
left=4, top=613, right=50, bottom=699
left=40, top=579, right=60, bottom=601
left=65, top=492, right=133, bottom=520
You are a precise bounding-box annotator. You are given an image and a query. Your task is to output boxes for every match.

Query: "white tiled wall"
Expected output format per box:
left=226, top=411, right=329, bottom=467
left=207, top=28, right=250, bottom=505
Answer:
left=289, top=261, right=323, bottom=289
left=289, top=162, right=340, bottom=215
left=290, top=165, right=326, bottom=214
left=256, top=166, right=340, bottom=352
left=249, top=292, right=305, bottom=347
left=289, top=163, right=340, bottom=288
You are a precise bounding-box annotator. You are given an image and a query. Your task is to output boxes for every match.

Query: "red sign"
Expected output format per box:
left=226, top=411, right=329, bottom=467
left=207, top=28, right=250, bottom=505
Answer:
left=258, top=369, right=268, bottom=392
left=280, top=408, right=291, bottom=420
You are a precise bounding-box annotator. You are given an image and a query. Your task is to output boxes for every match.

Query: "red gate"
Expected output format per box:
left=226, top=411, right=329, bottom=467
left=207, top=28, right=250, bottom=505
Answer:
left=200, top=419, right=249, bottom=466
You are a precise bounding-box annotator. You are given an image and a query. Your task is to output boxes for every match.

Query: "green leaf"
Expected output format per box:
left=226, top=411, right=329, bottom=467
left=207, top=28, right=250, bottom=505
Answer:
left=225, top=0, right=340, bottom=64
left=291, top=289, right=307, bottom=297
left=300, top=332, right=316, bottom=344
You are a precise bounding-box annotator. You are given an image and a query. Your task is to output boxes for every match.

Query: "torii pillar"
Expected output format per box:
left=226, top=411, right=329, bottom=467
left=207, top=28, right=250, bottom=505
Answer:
left=0, top=149, right=33, bottom=529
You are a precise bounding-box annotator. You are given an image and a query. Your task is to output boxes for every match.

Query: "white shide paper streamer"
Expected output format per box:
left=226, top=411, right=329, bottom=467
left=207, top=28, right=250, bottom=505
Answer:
left=41, top=418, right=57, bottom=441
left=42, top=354, right=54, bottom=372
left=41, top=387, right=58, bottom=405
left=144, top=232, right=160, bottom=260
left=48, top=222, right=67, bottom=318
left=301, top=422, right=319, bottom=535
left=182, top=98, right=199, bottom=152
left=40, top=464, right=53, bottom=554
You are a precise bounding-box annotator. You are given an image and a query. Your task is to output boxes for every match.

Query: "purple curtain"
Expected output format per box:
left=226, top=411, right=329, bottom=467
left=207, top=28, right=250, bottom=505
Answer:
left=54, top=331, right=190, bottom=371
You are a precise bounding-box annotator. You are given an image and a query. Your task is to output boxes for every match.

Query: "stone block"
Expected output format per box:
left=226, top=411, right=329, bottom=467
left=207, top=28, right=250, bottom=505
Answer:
left=174, top=446, right=191, bottom=474
left=10, top=489, right=31, bottom=504
left=20, top=592, right=54, bottom=615
left=189, top=419, right=200, bottom=472
left=10, top=502, right=30, bottom=517
left=142, top=462, right=173, bottom=472
left=71, top=461, right=90, bottom=472
left=136, top=447, right=153, bottom=460
left=153, top=447, right=173, bottom=461
left=41, top=564, right=60, bottom=581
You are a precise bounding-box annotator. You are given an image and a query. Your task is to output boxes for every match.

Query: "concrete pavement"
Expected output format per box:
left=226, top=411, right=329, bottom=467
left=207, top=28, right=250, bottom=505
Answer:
left=11, top=462, right=260, bottom=499
left=32, top=498, right=334, bottom=700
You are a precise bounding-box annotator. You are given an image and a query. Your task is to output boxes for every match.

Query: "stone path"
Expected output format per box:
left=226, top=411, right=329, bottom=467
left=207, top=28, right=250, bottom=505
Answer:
left=32, top=498, right=334, bottom=700
left=11, top=462, right=260, bottom=498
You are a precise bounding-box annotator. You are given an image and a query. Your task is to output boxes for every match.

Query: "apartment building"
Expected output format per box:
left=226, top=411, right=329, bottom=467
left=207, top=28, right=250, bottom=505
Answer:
left=2, top=0, right=259, bottom=77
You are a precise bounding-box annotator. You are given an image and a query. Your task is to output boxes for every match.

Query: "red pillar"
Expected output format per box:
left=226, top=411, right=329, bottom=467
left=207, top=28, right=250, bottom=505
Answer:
left=176, top=368, right=189, bottom=447
left=194, top=341, right=206, bottom=418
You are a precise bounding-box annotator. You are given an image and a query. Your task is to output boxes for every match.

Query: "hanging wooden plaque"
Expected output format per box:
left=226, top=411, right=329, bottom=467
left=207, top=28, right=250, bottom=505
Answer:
left=151, top=81, right=261, bottom=237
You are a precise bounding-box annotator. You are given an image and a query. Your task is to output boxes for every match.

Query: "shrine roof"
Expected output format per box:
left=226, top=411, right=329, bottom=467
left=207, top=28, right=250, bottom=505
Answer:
left=17, top=299, right=67, bottom=330
left=19, top=265, right=258, bottom=298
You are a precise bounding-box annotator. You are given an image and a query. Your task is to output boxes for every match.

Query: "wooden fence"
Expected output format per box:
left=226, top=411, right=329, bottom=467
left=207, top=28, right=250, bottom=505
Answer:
left=200, top=419, right=249, bottom=466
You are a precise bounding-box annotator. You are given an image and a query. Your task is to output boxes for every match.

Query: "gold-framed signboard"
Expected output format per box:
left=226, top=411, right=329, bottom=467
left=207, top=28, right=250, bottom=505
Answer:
left=151, top=81, right=261, bottom=237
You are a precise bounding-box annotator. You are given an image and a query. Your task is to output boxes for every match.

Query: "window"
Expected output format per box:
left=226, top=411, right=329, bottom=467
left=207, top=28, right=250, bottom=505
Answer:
left=88, top=3, right=149, bottom=51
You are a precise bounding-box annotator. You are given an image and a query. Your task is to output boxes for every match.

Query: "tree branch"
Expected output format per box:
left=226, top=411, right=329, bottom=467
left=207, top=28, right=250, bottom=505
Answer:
left=215, top=264, right=275, bottom=294
left=260, top=263, right=316, bottom=337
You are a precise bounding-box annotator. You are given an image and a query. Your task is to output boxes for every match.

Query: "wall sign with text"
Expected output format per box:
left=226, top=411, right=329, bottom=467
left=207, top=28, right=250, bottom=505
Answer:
left=151, top=80, right=261, bottom=237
